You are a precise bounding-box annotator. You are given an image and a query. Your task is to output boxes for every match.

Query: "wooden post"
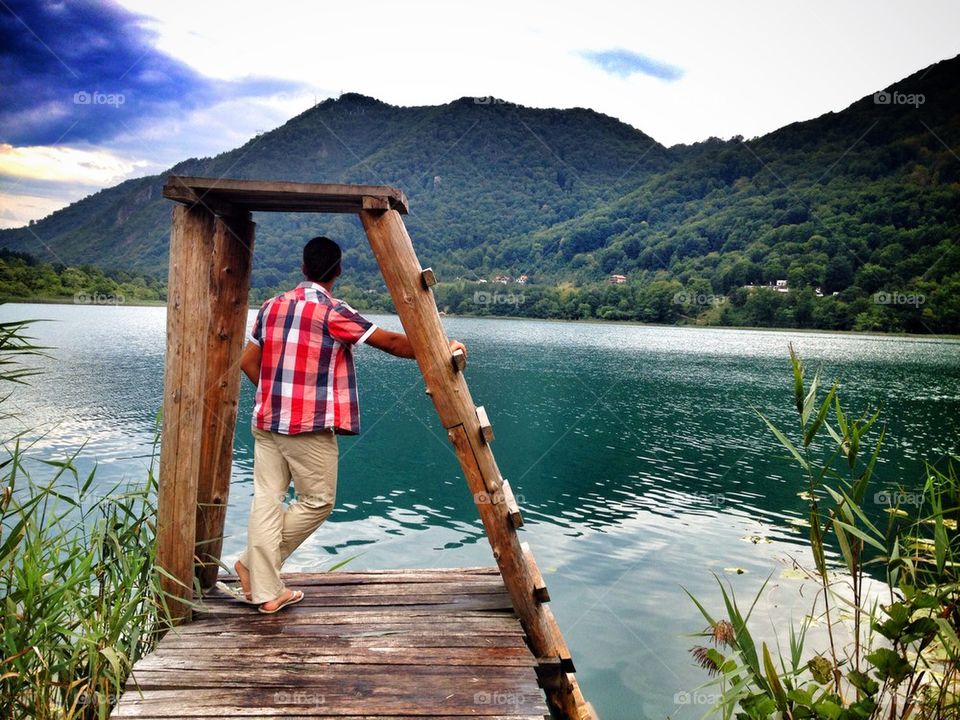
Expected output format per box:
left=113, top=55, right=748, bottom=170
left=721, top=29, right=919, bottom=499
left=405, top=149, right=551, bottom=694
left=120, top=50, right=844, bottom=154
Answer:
left=156, top=204, right=216, bottom=624
left=359, top=209, right=583, bottom=719
left=194, top=212, right=255, bottom=589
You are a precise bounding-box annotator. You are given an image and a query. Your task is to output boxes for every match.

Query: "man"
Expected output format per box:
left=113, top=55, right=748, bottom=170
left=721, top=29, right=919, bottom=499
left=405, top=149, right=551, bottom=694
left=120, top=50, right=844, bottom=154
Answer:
left=232, top=236, right=466, bottom=613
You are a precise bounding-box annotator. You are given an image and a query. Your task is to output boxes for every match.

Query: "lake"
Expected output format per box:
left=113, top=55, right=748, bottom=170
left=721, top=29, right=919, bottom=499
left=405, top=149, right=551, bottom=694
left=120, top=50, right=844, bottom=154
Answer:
left=1, top=302, right=958, bottom=719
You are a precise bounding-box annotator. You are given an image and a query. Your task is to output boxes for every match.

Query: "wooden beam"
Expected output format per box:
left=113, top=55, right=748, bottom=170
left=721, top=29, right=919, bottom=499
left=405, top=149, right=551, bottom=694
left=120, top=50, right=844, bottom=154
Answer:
left=420, top=267, right=438, bottom=288
left=359, top=207, right=584, bottom=719
left=501, top=478, right=523, bottom=528
left=163, top=175, right=409, bottom=214
left=156, top=204, right=215, bottom=625
left=476, top=405, right=494, bottom=443
left=520, top=542, right=549, bottom=603
left=193, top=212, right=255, bottom=590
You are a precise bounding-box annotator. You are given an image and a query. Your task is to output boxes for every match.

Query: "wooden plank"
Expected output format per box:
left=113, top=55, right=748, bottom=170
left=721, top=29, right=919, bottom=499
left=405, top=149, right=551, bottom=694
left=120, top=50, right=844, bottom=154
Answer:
left=155, top=203, right=215, bottom=625
left=420, top=267, right=438, bottom=288
left=194, top=211, right=255, bottom=590
left=132, top=646, right=538, bottom=669
left=452, top=347, right=466, bottom=372
left=476, top=405, right=494, bottom=443
left=114, top=686, right=547, bottom=717
left=520, top=543, right=549, bottom=604
left=163, top=176, right=409, bottom=214
left=500, top=480, right=523, bottom=528
left=542, top=607, right=574, bottom=673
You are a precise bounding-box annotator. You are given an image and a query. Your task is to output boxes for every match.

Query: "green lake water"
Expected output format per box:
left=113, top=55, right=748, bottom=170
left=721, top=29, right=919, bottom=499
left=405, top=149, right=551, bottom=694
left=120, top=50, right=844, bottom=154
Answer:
left=1, top=302, right=958, bottom=719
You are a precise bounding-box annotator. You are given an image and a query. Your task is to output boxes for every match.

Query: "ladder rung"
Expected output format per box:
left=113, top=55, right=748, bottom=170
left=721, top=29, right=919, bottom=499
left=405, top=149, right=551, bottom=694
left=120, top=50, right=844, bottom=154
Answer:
left=475, top=405, right=494, bottom=443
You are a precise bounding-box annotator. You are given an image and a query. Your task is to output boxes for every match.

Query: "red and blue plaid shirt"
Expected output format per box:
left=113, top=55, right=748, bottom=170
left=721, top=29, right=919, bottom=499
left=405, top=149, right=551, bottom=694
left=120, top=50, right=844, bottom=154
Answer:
left=249, top=282, right=377, bottom=435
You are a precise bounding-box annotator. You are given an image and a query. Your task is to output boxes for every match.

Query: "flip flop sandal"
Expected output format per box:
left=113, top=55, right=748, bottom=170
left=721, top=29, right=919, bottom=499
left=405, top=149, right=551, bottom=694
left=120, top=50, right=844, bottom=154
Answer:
left=215, top=581, right=256, bottom=604
left=258, top=589, right=305, bottom=615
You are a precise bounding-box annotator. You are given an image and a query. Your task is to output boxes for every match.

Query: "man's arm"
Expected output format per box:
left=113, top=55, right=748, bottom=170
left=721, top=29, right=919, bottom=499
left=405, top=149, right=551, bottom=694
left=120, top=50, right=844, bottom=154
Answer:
left=366, top=328, right=466, bottom=360
left=239, top=341, right=262, bottom=385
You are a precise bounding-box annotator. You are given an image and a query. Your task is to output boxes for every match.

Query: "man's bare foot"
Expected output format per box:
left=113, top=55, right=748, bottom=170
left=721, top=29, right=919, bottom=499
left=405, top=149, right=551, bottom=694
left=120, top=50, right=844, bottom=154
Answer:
left=258, top=588, right=303, bottom=614
left=234, top=560, right=253, bottom=601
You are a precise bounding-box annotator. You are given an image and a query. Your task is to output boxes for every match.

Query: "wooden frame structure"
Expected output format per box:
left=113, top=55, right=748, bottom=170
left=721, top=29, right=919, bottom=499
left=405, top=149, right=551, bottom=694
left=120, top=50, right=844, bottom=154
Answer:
left=155, top=175, right=595, bottom=719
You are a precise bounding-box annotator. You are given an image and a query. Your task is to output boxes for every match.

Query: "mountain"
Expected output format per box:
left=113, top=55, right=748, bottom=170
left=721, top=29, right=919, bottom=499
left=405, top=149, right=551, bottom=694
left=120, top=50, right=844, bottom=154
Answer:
left=1, top=55, right=958, bottom=333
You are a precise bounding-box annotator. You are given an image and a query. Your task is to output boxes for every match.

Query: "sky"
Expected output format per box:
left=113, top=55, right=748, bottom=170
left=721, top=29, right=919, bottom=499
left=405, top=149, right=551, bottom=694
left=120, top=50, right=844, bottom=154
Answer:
left=1, top=0, right=958, bottom=229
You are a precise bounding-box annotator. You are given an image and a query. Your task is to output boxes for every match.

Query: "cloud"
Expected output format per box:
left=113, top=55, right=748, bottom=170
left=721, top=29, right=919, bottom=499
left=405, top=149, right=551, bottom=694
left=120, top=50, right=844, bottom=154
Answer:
left=0, top=0, right=305, bottom=146
left=580, top=48, right=684, bottom=81
left=0, top=143, right=148, bottom=184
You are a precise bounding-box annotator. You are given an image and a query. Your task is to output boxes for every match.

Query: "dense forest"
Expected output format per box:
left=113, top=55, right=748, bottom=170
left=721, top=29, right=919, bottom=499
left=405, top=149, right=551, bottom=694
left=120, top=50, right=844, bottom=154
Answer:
left=1, top=55, right=957, bottom=333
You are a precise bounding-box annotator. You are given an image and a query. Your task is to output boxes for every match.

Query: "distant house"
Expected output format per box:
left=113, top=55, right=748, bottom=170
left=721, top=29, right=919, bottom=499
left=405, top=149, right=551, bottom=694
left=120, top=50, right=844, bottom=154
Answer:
left=743, top=280, right=790, bottom=293
left=516, top=274, right=529, bottom=285
left=609, top=274, right=627, bottom=284
left=494, top=274, right=511, bottom=284
left=477, top=278, right=488, bottom=284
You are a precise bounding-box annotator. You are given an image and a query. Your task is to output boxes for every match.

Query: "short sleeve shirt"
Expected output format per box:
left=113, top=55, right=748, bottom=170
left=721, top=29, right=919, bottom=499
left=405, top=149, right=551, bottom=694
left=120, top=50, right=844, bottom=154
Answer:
left=249, top=281, right=376, bottom=435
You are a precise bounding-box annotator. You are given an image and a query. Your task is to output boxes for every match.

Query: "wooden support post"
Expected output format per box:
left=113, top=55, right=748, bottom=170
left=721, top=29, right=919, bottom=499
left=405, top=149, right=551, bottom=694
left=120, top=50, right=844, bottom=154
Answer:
left=194, top=212, right=255, bottom=590
left=156, top=204, right=216, bottom=624
left=359, top=208, right=583, bottom=720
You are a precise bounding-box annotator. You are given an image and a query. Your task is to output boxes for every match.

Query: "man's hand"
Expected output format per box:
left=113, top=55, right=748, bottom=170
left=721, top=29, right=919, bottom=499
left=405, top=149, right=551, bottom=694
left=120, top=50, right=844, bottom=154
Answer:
left=448, top=339, right=467, bottom=359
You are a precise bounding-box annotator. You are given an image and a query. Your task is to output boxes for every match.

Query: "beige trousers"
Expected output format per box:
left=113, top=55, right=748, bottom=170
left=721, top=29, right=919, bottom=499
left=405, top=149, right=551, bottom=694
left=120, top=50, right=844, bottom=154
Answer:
left=238, top=426, right=338, bottom=603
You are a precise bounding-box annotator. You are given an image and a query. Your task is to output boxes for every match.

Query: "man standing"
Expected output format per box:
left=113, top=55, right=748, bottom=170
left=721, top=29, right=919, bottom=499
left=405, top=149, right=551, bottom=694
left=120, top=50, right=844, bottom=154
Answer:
left=232, top=236, right=466, bottom=613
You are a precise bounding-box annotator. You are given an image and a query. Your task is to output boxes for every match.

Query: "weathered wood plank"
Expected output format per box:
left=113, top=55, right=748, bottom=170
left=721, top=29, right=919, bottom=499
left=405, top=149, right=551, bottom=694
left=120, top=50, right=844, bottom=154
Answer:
left=194, top=211, right=254, bottom=590
left=163, top=176, right=409, bottom=215
left=155, top=204, right=215, bottom=624
left=113, top=685, right=546, bottom=717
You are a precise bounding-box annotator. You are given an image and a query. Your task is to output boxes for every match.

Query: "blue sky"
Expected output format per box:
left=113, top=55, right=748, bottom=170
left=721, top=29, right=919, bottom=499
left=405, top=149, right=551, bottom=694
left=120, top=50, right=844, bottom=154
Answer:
left=1, top=0, right=958, bottom=228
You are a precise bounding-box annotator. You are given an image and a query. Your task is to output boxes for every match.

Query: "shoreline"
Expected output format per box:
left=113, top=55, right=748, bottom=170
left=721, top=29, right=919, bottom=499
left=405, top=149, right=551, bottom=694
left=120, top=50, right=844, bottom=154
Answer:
left=2, top=297, right=958, bottom=341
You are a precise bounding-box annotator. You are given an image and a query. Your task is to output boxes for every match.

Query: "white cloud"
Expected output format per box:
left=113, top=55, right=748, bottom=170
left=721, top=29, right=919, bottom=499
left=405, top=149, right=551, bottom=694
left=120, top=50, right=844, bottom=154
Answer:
left=0, top=144, right=148, bottom=184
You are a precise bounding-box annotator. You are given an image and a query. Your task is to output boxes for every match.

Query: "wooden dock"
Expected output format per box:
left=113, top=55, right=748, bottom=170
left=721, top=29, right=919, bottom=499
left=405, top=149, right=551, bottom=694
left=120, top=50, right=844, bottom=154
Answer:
left=113, top=568, right=551, bottom=718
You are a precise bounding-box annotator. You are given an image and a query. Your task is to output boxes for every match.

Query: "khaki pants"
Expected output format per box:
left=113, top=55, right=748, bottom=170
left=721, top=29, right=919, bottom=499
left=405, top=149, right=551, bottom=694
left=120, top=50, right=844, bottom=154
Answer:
left=239, top=426, right=338, bottom=603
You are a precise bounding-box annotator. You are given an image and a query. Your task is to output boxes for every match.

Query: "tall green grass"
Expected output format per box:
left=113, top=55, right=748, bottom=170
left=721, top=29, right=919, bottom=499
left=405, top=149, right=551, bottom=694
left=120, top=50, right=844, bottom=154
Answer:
left=686, top=345, right=959, bottom=719
left=0, top=319, right=169, bottom=719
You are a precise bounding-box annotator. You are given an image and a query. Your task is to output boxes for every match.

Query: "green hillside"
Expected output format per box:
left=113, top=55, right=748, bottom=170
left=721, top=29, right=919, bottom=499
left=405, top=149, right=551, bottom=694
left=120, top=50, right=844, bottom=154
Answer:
left=1, top=55, right=958, bottom=333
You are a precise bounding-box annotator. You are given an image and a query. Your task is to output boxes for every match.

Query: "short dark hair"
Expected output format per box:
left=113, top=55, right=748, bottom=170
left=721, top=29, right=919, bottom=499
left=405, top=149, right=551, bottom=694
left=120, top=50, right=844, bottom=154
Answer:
left=303, top=236, right=341, bottom=282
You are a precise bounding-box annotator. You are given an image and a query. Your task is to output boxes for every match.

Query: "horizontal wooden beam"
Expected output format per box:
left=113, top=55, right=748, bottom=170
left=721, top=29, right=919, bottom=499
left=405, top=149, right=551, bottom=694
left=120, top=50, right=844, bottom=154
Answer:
left=163, top=175, right=409, bottom=215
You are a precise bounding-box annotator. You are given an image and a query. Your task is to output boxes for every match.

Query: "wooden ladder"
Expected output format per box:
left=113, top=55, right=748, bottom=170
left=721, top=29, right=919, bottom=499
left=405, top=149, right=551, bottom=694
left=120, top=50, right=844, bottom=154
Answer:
left=360, top=210, right=596, bottom=720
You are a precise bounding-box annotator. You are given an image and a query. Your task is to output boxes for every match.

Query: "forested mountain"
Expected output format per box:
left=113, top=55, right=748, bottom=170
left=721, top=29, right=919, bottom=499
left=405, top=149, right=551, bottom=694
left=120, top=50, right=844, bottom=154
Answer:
left=2, top=54, right=958, bottom=332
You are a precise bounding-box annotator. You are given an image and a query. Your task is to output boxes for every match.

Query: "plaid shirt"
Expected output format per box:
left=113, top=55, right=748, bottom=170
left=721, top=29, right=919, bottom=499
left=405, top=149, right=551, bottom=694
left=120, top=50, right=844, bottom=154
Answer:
left=249, top=282, right=377, bottom=435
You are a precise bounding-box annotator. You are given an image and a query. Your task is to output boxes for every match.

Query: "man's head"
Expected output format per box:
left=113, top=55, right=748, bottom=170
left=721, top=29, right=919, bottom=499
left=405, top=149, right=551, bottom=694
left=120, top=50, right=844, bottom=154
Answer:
left=302, top=236, right=342, bottom=284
